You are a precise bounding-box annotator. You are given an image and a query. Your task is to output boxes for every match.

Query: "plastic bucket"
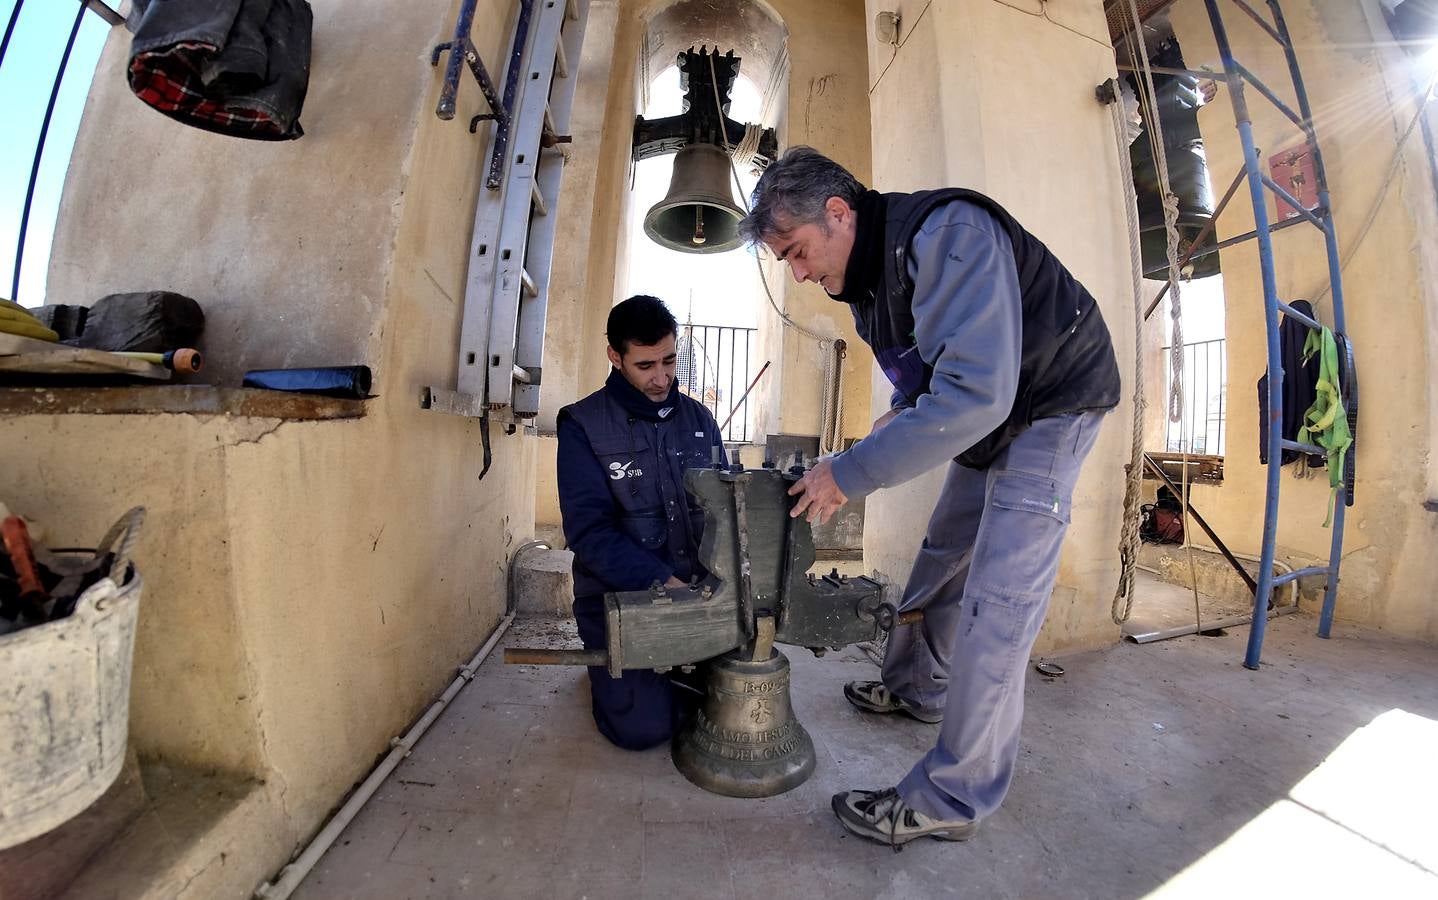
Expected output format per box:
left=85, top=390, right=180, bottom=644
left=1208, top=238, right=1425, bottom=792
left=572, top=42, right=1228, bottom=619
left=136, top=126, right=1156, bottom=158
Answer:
left=0, top=572, right=142, bottom=849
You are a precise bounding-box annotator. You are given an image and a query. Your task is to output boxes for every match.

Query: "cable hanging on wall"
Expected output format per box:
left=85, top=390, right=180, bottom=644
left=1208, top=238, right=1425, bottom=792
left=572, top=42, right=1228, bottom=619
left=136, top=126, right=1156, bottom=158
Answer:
left=704, top=50, right=847, bottom=448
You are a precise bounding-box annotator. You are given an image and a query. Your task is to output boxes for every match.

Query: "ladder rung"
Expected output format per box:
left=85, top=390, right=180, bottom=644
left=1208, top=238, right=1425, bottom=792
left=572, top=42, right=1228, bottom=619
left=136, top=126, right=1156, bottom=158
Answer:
left=554, top=36, right=569, bottom=78
left=1235, top=62, right=1309, bottom=136
left=530, top=180, right=548, bottom=217
left=1277, top=301, right=1322, bottom=332
left=1273, top=566, right=1330, bottom=587
left=512, top=365, right=532, bottom=385
left=1260, top=175, right=1326, bottom=230
left=1230, top=0, right=1288, bottom=48
left=520, top=267, right=538, bottom=298
left=1280, top=438, right=1325, bottom=456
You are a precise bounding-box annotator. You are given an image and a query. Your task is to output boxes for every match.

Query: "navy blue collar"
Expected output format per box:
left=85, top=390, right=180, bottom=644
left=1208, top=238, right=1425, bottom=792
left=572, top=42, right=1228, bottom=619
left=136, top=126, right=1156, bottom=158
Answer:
left=830, top=189, right=886, bottom=305
left=605, top=367, right=680, bottom=422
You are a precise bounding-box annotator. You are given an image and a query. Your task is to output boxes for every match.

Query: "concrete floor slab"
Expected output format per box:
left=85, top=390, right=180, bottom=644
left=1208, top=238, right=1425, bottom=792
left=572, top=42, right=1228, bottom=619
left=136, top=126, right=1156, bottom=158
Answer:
left=292, top=613, right=1438, bottom=899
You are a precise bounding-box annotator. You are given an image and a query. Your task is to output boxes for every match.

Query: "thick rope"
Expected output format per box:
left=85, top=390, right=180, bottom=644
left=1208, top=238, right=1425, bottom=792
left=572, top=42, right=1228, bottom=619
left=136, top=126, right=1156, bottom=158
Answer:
left=1123, top=1, right=1204, bottom=631
left=1122, top=1, right=1185, bottom=422
left=1108, top=83, right=1148, bottom=625
left=820, top=343, right=837, bottom=452
left=731, top=122, right=765, bottom=171
left=822, top=337, right=839, bottom=451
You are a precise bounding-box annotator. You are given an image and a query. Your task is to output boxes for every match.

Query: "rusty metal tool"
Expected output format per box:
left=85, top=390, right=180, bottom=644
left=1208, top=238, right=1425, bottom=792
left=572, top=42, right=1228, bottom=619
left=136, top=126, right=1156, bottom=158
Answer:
left=2, top=516, right=49, bottom=620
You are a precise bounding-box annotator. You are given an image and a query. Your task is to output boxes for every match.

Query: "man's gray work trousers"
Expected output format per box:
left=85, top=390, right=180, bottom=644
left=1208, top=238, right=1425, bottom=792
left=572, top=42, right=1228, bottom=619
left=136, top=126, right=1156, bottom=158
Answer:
left=882, top=411, right=1105, bottom=823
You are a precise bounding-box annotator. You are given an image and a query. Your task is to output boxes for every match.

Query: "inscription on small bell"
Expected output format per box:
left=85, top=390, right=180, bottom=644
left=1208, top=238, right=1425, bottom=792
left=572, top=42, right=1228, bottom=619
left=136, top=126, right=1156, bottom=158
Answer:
left=672, top=648, right=815, bottom=797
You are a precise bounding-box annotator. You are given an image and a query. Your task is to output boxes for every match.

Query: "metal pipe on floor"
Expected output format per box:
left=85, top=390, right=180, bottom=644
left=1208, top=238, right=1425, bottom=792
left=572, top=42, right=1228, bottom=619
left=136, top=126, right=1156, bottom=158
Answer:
left=1123, top=604, right=1300, bottom=644
left=504, top=646, right=606, bottom=666
left=1127, top=549, right=1301, bottom=645
left=254, top=612, right=515, bottom=900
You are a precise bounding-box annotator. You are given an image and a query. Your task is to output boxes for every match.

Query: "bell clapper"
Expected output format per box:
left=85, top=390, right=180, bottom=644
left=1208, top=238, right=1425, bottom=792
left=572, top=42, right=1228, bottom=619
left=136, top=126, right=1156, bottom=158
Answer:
left=692, top=206, right=706, bottom=245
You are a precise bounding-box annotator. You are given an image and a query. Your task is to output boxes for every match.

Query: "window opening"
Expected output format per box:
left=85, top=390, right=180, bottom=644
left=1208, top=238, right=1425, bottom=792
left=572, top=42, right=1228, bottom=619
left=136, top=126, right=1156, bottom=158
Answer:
left=627, top=64, right=765, bottom=443
left=2, top=0, right=114, bottom=305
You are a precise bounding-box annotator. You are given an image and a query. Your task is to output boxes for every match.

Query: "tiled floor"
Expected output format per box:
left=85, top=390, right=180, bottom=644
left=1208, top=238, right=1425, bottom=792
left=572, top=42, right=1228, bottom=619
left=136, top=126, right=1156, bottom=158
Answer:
left=293, top=609, right=1438, bottom=899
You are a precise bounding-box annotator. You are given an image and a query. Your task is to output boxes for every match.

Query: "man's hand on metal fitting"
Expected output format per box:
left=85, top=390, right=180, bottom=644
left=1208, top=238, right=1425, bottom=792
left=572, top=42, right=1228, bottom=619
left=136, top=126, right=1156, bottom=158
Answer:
left=788, top=458, right=848, bottom=526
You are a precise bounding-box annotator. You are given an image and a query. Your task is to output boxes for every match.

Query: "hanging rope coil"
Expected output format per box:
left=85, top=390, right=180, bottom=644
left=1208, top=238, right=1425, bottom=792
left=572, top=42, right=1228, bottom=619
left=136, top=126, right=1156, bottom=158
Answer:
left=1121, top=0, right=1186, bottom=423
left=819, top=340, right=847, bottom=455
left=1111, top=0, right=1201, bottom=628
left=1108, top=79, right=1149, bottom=626
left=731, top=122, right=765, bottom=171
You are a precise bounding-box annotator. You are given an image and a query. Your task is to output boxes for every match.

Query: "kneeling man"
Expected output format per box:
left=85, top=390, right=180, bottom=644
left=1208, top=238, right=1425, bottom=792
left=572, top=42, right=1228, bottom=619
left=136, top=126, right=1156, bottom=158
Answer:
left=557, top=294, right=727, bottom=749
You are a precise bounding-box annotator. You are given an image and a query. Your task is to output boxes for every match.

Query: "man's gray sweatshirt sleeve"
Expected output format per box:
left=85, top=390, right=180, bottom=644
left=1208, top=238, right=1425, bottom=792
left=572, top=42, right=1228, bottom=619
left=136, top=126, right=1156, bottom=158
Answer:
left=829, top=201, right=1022, bottom=496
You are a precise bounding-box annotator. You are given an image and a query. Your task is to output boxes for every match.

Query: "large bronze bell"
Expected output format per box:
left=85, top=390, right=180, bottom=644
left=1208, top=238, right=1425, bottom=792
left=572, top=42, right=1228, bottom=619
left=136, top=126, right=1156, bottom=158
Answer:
left=673, top=646, right=815, bottom=798
left=643, top=143, right=747, bottom=254
left=1127, top=38, right=1220, bottom=279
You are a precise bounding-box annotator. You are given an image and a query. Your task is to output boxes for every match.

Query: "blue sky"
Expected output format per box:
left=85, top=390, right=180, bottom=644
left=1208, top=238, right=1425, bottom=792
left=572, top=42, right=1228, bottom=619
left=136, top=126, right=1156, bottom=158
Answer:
left=1, top=0, right=112, bottom=306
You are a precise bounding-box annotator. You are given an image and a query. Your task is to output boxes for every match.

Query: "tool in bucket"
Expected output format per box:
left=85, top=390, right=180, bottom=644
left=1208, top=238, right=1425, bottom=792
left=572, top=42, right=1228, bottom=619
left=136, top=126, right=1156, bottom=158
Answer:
left=1, top=507, right=146, bottom=850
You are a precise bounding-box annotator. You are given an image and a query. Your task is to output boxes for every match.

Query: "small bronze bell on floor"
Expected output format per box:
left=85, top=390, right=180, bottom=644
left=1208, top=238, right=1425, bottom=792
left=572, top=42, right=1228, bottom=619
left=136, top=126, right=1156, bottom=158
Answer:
left=672, top=646, right=815, bottom=798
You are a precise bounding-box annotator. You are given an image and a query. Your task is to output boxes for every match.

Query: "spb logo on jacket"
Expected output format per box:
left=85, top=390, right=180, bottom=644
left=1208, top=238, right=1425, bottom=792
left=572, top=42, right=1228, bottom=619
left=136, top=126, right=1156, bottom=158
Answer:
left=608, top=461, right=644, bottom=480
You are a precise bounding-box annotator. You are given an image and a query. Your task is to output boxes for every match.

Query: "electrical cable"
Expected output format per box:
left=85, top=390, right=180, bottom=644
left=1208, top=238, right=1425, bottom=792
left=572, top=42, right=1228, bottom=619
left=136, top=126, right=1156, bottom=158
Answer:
left=987, top=0, right=1113, bottom=52
left=868, top=0, right=933, bottom=95
left=704, top=50, right=841, bottom=445
left=1039, top=1, right=1115, bottom=52
left=706, top=51, right=830, bottom=344
left=870, top=45, right=898, bottom=96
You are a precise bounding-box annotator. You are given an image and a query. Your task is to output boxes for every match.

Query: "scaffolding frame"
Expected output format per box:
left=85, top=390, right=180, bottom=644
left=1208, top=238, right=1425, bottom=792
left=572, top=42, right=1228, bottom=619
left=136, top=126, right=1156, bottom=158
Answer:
left=1133, top=0, right=1358, bottom=668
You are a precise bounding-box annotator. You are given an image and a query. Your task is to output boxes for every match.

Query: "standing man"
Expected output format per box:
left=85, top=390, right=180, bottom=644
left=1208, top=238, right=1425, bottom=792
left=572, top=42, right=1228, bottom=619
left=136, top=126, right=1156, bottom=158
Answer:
left=738, top=148, right=1120, bottom=845
left=557, top=294, right=727, bottom=750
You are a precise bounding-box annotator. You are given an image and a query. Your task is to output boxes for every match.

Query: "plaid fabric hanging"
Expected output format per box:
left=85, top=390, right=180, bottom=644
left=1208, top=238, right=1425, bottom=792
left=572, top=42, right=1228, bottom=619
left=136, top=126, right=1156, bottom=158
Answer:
left=127, top=0, right=313, bottom=141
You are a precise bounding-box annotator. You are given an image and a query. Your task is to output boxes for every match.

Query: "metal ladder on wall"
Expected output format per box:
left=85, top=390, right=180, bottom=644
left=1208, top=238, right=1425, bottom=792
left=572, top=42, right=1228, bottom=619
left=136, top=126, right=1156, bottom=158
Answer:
left=1200, top=0, right=1357, bottom=669
left=425, top=0, right=589, bottom=431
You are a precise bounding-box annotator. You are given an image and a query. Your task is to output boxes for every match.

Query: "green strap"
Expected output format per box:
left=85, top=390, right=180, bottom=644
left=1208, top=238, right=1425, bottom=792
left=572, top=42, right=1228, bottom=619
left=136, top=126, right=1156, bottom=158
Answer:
left=1296, top=326, right=1353, bottom=527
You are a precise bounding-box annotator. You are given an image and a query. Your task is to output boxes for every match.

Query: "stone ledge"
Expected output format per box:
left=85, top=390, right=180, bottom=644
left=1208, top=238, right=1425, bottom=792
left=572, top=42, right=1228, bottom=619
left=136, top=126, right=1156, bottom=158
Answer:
left=514, top=548, right=575, bottom=615
left=58, top=764, right=291, bottom=900
left=0, top=386, right=368, bottom=421
left=0, top=748, right=147, bottom=900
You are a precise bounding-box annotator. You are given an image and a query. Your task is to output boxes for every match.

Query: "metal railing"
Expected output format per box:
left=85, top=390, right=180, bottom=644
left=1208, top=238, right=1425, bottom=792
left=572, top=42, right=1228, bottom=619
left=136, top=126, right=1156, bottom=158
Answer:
left=676, top=324, right=757, bottom=443
left=2, top=0, right=123, bottom=302
left=1163, top=338, right=1227, bottom=456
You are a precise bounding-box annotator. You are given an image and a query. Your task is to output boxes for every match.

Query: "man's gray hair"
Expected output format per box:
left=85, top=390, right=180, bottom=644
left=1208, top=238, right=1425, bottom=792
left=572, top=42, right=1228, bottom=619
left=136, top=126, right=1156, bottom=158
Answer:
left=738, top=146, right=865, bottom=245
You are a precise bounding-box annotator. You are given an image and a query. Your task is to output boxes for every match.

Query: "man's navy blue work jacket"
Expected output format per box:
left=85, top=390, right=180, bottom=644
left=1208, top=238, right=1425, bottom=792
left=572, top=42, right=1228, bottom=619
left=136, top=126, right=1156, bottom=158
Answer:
left=557, top=369, right=727, bottom=599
